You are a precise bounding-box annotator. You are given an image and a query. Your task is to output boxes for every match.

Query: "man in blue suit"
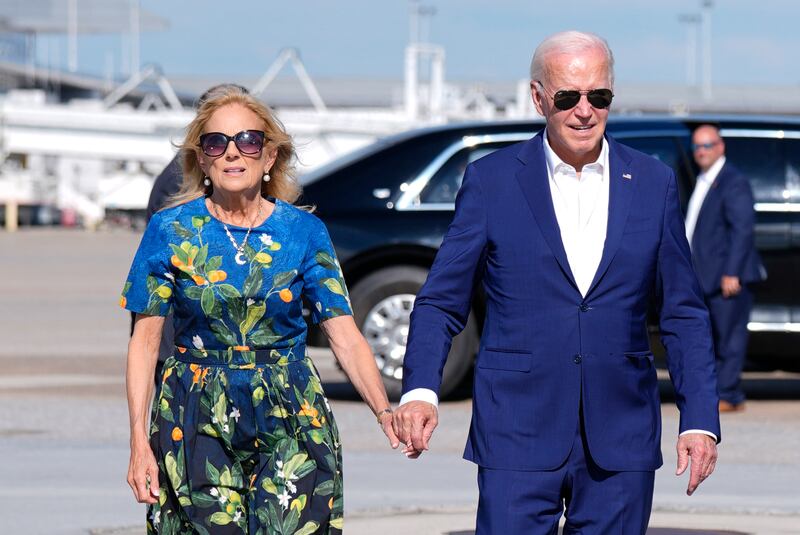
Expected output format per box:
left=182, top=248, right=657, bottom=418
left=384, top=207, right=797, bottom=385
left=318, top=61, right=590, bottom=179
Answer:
left=392, top=31, right=720, bottom=534
left=686, top=124, right=764, bottom=413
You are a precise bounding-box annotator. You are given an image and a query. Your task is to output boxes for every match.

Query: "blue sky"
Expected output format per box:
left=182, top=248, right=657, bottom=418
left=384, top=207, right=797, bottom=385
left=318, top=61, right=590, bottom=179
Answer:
left=36, top=0, right=800, bottom=86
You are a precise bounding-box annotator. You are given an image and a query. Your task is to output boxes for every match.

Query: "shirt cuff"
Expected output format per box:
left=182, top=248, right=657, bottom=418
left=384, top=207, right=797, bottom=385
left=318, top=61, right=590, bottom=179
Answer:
left=680, top=429, right=718, bottom=442
left=399, top=388, right=439, bottom=407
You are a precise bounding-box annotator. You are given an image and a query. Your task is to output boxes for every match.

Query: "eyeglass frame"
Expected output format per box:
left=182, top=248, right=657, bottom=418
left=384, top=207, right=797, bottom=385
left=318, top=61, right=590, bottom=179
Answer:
left=198, top=130, right=267, bottom=157
left=691, top=141, right=721, bottom=151
left=534, top=80, right=614, bottom=111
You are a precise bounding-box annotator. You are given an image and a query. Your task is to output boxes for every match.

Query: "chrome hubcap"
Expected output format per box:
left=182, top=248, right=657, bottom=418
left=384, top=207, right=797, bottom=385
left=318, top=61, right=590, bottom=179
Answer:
left=363, top=294, right=416, bottom=381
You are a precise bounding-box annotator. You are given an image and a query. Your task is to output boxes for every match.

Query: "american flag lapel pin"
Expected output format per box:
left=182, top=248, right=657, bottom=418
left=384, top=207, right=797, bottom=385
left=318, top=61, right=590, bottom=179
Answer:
left=622, top=173, right=632, bottom=180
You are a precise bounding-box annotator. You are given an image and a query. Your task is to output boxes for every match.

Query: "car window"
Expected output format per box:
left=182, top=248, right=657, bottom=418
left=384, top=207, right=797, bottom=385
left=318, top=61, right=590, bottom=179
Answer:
left=723, top=137, right=800, bottom=203
left=301, top=132, right=460, bottom=210
left=419, top=143, right=509, bottom=204
left=617, top=136, right=685, bottom=170
left=609, top=135, right=694, bottom=207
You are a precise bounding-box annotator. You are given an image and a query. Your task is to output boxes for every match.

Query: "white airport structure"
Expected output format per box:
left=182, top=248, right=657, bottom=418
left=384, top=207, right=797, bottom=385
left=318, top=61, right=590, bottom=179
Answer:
left=0, top=1, right=513, bottom=227
left=0, top=1, right=797, bottom=228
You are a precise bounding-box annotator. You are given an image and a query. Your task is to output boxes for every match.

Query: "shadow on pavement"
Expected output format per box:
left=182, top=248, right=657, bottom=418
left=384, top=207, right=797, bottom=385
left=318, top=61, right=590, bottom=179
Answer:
left=658, top=375, right=800, bottom=402
left=447, top=529, right=749, bottom=535
left=324, top=373, right=800, bottom=403
left=646, top=530, right=749, bottom=535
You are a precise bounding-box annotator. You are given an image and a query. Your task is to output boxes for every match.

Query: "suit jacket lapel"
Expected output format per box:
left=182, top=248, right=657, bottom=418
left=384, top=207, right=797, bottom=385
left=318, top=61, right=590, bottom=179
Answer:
left=585, top=136, right=635, bottom=297
left=515, top=133, right=579, bottom=292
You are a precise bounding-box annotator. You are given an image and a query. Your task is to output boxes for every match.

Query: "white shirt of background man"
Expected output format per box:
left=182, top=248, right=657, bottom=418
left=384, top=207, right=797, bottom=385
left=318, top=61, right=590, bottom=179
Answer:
left=685, top=155, right=726, bottom=248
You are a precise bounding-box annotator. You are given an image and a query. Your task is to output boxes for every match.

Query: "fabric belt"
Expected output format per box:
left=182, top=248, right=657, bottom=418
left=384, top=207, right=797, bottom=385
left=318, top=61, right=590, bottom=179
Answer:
left=172, top=344, right=306, bottom=368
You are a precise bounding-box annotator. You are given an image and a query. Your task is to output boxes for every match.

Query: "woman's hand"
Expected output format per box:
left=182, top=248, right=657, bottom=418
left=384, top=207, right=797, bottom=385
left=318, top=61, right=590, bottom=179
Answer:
left=378, top=410, right=401, bottom=449
left=127, top=437, right=160, bottom=504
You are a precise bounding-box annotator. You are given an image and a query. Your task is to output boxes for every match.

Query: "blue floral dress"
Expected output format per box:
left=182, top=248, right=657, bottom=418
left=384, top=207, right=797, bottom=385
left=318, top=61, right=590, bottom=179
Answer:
left=121, top=196, right=351, bottom=535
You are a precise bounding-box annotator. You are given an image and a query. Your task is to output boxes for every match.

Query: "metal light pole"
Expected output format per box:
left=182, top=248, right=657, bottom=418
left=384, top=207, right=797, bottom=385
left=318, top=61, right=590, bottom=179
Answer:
left=409, top=0, right=436, bottom=45
left=678, top=13, right=700, bottom=87
left=67, top=0, right=78, bottom=72
left=130, top=0, right=140, bottom=76
left=701, top=0, right=714, bottom=101
left=405, top=1, right=438, bottom=119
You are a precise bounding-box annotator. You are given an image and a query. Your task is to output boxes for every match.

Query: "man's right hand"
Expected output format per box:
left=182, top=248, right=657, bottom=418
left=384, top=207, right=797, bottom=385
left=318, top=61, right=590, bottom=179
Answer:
left=721, top=275, right=741, bottom=298
left=392, top=400, right=438, bottom=459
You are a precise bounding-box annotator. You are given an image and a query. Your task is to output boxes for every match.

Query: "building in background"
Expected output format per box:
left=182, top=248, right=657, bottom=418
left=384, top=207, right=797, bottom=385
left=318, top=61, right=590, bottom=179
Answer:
left=1, top=1, right=799, bottom=228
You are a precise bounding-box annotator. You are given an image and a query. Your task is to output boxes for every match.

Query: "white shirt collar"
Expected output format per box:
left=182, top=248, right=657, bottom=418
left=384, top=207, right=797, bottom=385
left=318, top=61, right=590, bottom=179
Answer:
left=542, top=128, right=609, bottom=179
left=698, top=155, right=726, bottom=184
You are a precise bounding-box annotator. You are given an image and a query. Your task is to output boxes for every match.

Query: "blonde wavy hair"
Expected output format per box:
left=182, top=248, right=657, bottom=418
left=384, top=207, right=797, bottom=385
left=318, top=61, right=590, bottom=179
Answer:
left=165, top=87, right=300, bottom=208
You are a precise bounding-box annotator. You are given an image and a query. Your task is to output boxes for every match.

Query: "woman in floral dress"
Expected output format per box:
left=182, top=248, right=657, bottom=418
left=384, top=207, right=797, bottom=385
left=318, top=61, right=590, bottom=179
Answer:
left=122, top=87, right=400, bottom=534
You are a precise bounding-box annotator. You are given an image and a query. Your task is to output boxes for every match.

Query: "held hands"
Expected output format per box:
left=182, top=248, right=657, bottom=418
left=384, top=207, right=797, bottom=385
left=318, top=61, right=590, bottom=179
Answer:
left=127, top=438, right=160, bottom=504
left=721, top=275, right=741, bottom=298
left=676, top=433, right=718, bottom=496
left=378, top=410, right=401, bottom=450
left=392, top=401, right=438, bottom=459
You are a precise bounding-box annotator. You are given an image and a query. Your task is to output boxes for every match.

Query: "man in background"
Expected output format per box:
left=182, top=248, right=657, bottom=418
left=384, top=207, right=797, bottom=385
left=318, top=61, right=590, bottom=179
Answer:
left=686, top=124, right=764, bottom=412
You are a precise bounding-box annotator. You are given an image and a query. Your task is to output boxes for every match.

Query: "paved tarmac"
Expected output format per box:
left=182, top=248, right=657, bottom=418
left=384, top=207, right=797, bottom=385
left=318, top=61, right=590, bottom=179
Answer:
left=1, top=229, right=799, bottom=534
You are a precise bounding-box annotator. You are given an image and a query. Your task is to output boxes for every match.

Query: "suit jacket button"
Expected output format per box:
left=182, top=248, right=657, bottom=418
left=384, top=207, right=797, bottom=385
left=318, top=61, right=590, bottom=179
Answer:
left=579, top=303, right=590, bottom=312
left=574, top=354, right=583, bottom=364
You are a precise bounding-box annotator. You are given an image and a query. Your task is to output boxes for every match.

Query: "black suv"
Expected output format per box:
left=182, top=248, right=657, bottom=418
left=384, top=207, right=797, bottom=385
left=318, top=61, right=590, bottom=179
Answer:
left=301, top=116, right=800, bottom=398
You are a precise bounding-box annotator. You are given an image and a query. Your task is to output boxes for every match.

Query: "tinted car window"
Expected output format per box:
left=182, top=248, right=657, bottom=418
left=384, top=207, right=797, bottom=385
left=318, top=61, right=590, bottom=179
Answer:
left=617, top=136, right=685, bottom=169
left=723, top=137, right=800, bottom=203
left=608, top=135, right=694, bottom=206
left=301, top=132, right=459, bottom=212
left=420, top=143, right=511, bottom=204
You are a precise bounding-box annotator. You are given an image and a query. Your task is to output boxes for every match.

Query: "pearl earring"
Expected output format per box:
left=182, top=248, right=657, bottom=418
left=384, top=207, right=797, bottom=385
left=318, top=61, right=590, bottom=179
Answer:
left=203, top=176, right=211, bottom=187
left=263, top=173, right=271, bottom=183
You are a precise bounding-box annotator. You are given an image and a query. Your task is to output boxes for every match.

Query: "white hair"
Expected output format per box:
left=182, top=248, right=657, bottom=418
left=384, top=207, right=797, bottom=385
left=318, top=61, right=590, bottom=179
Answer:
left=530, top=31, right=615, bottom=92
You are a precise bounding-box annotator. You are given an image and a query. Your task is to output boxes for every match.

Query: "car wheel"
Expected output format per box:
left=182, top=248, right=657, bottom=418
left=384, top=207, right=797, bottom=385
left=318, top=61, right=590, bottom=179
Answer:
left=351, top=265, right=478, bottom=401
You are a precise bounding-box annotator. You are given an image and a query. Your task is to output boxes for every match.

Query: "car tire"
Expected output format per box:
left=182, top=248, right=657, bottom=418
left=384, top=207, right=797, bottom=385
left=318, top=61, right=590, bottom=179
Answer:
left=350, top=265, right=478, bottom=401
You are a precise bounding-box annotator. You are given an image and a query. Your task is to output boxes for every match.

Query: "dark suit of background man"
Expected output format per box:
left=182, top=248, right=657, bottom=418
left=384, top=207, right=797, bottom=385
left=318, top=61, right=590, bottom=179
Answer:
left=686, top=125, right=764, bottom=413
left=392, top=31, right=720, bottom=534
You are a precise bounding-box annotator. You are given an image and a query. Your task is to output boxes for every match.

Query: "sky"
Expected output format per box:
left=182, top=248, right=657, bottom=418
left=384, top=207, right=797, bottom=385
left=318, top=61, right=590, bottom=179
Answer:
left=26, top=0, right=800, bottom=87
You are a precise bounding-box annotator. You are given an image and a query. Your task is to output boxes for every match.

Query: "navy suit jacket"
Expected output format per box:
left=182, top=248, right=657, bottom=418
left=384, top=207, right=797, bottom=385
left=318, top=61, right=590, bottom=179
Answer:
left=402, top=131, right=721, bottom=472
left=690, top=161, right=764, bottom=296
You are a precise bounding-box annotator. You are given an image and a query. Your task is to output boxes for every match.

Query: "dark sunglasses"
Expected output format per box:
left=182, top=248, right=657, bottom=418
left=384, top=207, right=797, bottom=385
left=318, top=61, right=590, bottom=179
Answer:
left=691, top=141, right=720, bottom=151
left=198, top=130, right=266, bottom=157
left=536, top=81, right=614, bottom=111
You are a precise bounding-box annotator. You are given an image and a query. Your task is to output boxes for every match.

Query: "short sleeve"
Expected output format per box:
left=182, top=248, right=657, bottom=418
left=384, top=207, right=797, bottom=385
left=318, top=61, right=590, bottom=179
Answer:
left=120, top=213, right=175, bottom=316
left=301, top=218, right=353, bottom=323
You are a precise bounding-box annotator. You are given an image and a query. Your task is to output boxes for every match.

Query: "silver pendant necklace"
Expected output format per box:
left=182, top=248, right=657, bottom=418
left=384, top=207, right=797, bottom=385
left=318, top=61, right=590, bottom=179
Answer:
left=211, top=196, right=263, bottom=265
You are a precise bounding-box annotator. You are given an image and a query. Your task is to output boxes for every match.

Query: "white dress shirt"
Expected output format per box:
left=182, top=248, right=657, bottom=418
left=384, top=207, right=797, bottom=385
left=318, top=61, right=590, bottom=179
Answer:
left=399, top=132, right=717, bottom=442
left=685, top=156, right=726, bottom=247
left=543, top=133, right=609, bottom=296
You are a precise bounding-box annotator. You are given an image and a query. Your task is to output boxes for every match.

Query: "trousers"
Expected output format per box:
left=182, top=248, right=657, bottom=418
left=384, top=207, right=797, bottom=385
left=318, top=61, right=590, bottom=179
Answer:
left=706, top=287, right=752, bottom=405
left=476, top=413, right=654, bottom=534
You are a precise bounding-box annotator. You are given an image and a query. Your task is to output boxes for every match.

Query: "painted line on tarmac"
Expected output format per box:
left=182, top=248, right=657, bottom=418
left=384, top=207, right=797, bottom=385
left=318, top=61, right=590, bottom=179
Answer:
left=0, top=374, right=124, bottom=389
